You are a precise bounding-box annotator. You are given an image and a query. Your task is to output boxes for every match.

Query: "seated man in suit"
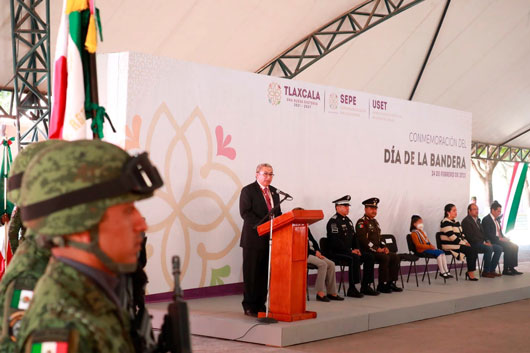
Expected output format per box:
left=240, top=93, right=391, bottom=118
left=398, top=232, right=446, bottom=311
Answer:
left=326, top=195, right=378, bottom=297
left=461, top=203, right=502, bottom=278
left=356, top=198, right=402, bottom=293
left=482, top=201, right=522, bottom=276
left=239, top=163, right=282, bottom=317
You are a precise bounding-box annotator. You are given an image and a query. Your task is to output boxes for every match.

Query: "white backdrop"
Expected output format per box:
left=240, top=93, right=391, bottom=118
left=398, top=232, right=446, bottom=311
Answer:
left=100, top=52, right=471, bottom=294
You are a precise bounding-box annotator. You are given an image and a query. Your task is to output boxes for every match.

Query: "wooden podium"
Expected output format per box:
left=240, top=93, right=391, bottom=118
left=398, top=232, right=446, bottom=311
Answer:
left=257, top=209, right=324, bottom=322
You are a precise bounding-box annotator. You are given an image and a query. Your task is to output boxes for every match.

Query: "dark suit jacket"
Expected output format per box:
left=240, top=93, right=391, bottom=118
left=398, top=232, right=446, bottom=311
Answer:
left=482, top=213, right=501, bottom=243
left=239, top=181, right=282, bottom=250
left=461, top=215, right=485, bottom=245
left=307, top=229, right=321, bottom=257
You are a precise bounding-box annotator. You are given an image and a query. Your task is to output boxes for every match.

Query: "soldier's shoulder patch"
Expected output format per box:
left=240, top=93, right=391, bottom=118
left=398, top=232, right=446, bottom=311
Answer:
left=356, top=222, right=364, bottom=229
left=331, top=224, right=339, bottom=233
left=331, top=215, right=337, bottom=219
left=9, top=287, right=33, bottom=310
left=27, top=328, right=78, bottom=353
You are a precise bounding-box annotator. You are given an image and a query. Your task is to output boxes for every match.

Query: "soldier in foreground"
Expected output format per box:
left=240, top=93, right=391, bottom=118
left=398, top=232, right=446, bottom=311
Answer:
left=0, top=140, right=65, bottom=352
left=15, top=140, right=163, bottom=352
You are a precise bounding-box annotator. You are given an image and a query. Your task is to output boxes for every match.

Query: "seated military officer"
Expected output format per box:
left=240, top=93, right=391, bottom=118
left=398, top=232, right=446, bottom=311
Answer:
left=326, top=195, right=378, bottom=297
left=15, top=140, right=163, bottom=352
left=356, top=198, right=402, bottom=294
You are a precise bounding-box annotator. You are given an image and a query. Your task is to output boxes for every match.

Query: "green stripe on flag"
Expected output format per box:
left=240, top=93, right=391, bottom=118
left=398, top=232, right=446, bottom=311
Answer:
left=506, top=163, right=528, bottom=233
left=68, top=11, right=84, bottom=51
left=10, top=289, right=21, bottom=308
left=31, top=342, right=42, bottom=353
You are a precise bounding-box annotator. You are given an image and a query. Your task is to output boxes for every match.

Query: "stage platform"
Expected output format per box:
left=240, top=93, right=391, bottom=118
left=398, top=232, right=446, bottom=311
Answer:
left=147, top=262, right=530, bottom=347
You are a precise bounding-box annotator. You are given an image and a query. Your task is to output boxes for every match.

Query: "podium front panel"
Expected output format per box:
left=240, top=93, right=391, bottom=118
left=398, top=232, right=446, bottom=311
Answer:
left=258, top=210, right=321, bottom=321
left=269, top=224, right=308, bottom=316
left=292, top=224, right=307, bottom=262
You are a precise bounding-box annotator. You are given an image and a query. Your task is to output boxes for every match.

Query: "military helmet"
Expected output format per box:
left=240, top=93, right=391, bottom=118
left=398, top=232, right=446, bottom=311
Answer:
left=19, top=139, right=163, bottom=236
left=7, top=140, right=66, bottom=205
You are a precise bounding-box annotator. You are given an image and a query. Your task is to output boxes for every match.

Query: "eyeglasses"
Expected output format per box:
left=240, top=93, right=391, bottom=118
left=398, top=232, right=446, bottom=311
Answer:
left=259, top=172, right=274, bottom=177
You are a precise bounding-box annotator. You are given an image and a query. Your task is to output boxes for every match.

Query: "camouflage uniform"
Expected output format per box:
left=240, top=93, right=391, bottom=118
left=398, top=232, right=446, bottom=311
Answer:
left=0, top=239, right=49, bottom=353
left=14, top=140, right=162, bottom=353
left=16, top=259, right=134, bottom=353
left=8, top=208, right=25, bottom=254
left=0, top=140, right=63, bottom=352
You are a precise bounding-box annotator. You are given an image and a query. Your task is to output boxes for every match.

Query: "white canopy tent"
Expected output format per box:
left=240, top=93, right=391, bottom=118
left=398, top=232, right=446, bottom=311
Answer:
left=1, top=0, right=529, bottom=146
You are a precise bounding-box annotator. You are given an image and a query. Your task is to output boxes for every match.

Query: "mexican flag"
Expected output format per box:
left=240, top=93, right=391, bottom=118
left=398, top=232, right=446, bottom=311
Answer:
left=49, top=0, right=101, bottom=140
left=502, top=162, right=528, bottom=234
left=31, top=341, right=68, bottom=353
left=10, top=288, right=33, bottom=310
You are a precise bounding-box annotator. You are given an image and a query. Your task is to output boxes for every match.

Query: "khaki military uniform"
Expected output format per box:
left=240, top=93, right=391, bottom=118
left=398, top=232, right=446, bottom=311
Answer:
left=355, top=215, right=399, bottom=283
left=0, top=239, right=49, bottom=353
left=16, top=259, right=135, bottom=353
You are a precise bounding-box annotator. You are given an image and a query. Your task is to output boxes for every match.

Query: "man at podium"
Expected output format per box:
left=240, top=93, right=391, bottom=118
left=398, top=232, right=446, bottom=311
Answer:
left=239, top=163, right=282, bottom=317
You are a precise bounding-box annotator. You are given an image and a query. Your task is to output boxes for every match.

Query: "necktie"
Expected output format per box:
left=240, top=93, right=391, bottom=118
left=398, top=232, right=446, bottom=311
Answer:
left=263, top=187, right=272, bottom=211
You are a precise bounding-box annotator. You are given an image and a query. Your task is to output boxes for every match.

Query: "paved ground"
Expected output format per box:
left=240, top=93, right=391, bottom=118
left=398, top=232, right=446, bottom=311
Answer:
left=191, top=298, right=530, bottom=352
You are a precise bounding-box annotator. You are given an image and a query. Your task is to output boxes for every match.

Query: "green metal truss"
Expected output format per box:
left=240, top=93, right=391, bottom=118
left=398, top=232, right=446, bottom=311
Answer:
left=9, top=0, right=51, bottom=147
left=256, top=0, right=425, bottom=78
left=472, top=142, right=530, bottom=163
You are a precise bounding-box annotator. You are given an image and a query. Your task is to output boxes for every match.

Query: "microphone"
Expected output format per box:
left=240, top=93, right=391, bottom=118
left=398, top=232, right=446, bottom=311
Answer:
left=275, top=189, right=293, bottom=200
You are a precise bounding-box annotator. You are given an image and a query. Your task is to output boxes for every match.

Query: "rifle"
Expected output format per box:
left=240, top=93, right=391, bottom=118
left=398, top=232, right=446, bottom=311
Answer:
left=154, top=256, right=192, bottom=353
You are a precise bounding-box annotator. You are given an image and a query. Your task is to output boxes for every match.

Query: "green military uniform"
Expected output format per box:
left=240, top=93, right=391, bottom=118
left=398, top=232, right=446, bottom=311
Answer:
left=355, top=198, right=401, bottom=292
left=356, top=215, right=386, bottom=253
left=0, top=140, right=64, bottom=352
left=16, top=259, right=134, bottom=353
left=0, top=239, right=49, bottom=353
left=13, top=140, right=163, bottom=353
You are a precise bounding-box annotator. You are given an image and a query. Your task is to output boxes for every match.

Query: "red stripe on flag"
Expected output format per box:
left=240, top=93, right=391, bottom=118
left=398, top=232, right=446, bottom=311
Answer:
left=57, top=341, right=69, bottom=353
left=0, top=251, right=5, bottom=281
left=49, top=56, right=68, bottom=139
left=6, top=241, right=12, bottom=265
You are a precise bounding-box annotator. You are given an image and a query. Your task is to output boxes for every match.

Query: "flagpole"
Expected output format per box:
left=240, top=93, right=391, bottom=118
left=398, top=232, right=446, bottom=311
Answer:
left=89, top=53, right=99, bottom=140
left=2, top=126, right=7, bottom=271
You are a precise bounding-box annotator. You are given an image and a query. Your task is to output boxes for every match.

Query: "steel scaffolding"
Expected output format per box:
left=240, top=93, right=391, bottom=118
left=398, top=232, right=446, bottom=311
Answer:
left=9, top=0, right=51, bottom=148
left=256, top=0, right=425, bottom=79
left=472, top=142, right=530, bottom=163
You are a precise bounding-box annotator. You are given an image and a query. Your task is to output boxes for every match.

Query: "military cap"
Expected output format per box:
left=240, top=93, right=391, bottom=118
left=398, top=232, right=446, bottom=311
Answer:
left=362, top=197, right=380, bottom=208
left=332, top=195, right=351, bottom=206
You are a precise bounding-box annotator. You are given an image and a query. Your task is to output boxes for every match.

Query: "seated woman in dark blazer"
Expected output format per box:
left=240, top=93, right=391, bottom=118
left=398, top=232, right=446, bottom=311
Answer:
left=410, top=215, right=452, bottom=279
left=440, top=204, right=479, bottom=281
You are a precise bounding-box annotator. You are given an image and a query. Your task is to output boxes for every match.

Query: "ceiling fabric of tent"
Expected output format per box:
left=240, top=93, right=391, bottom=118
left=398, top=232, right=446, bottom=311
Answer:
left=1, top=0, right=529, bottom=146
